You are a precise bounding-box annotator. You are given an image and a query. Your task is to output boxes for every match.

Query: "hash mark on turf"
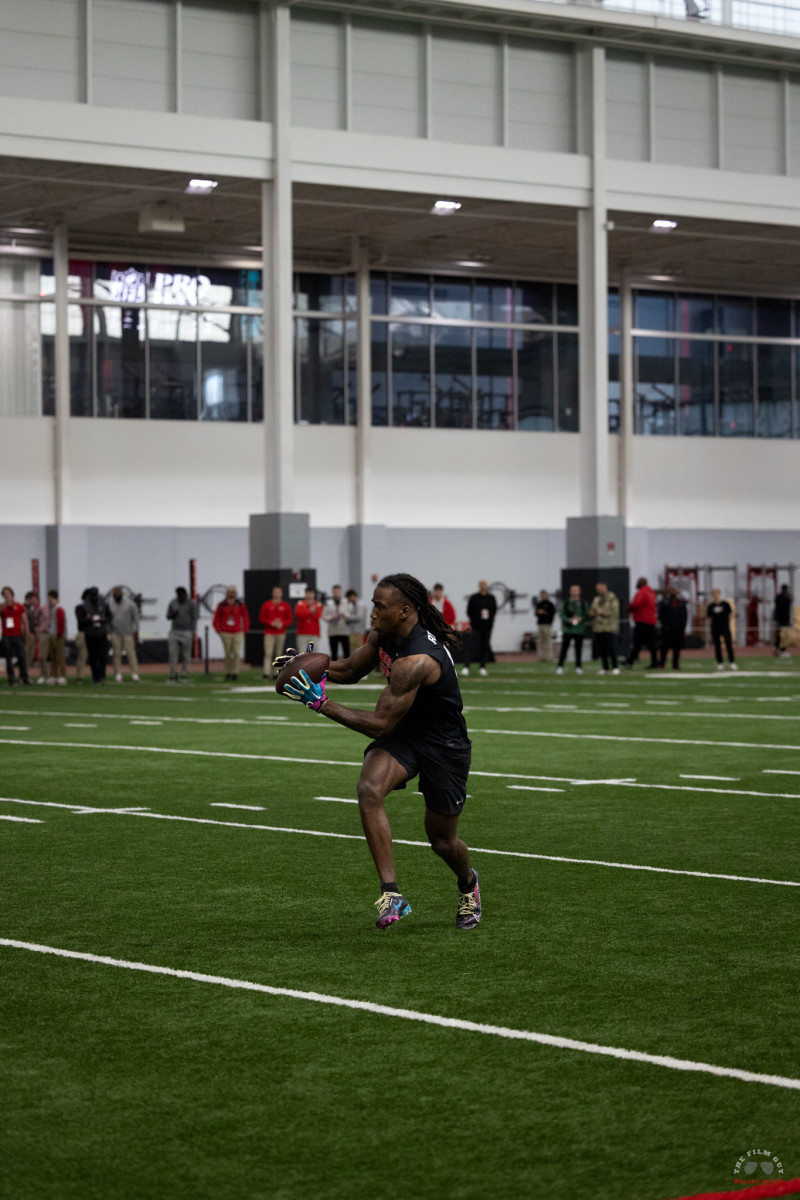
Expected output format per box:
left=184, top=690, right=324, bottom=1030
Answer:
left=0, top=814, right=41, bottom=822
left=3, top=939, right=799, bottom=1092
left=680, top=774, right=740, bottom=781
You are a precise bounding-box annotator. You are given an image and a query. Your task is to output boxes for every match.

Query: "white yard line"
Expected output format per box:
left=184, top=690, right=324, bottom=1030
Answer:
left=507, top=785, right=566, bottom=793
left=2, top=938, right=798, bottom=1091
left=0, top=814, right=41, bottom=823
left=0, top=725, right=29, bottom=730
left=209, top=803, right=265, bottom=811
left=680, top=774, right=740, bottom=781
left=314, top=796, right=358, bottom=804
left=0, top=708, right=329, bottom=728
left=763, top=769, right=800, bottom=776
left=1, top=798, right=797, bottom=888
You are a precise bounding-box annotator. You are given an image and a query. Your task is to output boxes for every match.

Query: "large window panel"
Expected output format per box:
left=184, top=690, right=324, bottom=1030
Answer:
left=636, top=337, right=676, bottom=434
left=678, top=339, right=715, bottom=436
left=516, top=281, right=553, bottom=325
left=41, top=303, right=55, bottom=417
left=676, top=293, right=714, bottom=334
left=390, top=323, right=431, bottom=426
left=757, top=343, right=792, bottom=438
left=473, top=280, right=514, bottom=324
left=635, top=291, right=675, bottom=332
left=371, top=320, right=388, bottom=426
left=476, top=327, right=514, bottom=430
left=717, top=295, right=754, bottom=337
left=557, top=332, right=579, bottom=431
left=389, top=274, right=430, bottom=318
left=434, top=325, right=473, bottom=428
left=295, top=273, right=355, bottom=314
left=295, top=318, right=347, bottom=425
left=95, top=305, right=146, bottom=419
left=251, top=317, right=264, bottom=423
left=608, top=332, right=620, bottom=434
left=200, top=311, right=248, bottom=422
left=433, top=279, right=471, bottom=322
left=756, top=297, right=791, bottom=339
left=148, top=310, right=197, bottom=421
left=555, top=283, right=578, bottom=327
left=719, top=342, right=754, bottom=436
left=517, top=331, right=554, bottom=431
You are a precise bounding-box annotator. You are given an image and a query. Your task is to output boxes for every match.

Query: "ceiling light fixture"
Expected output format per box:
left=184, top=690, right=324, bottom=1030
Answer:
left=456, top=260, right=488, bottom=268
left=432, top=199, right=462, bottom=215
left=185, top=178, right=219, bottom=195
left=651, top=219, right=678, bottom=232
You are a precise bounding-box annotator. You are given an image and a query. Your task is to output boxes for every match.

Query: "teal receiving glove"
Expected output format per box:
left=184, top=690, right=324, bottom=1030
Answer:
left=283, top=669, right=328, bottom=712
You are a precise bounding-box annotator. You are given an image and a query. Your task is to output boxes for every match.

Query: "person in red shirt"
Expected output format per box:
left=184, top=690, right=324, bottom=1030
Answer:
left=430, top=583, right=456, bottom=627
left=624, top=576, right=658, bottom=670
left=259, top=586, right=293, bottom=680
left=2, top=586, right=31, bottom=686
left=293, top=587, right=322, bottom=650
left=213, top=585, right=250, bottom=681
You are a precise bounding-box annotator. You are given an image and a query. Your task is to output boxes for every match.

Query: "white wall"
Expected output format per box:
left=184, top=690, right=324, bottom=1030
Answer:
left=628, top=437, right=800, bottom=531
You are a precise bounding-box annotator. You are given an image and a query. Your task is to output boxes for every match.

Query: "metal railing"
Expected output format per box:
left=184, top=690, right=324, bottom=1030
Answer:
left=559, top=0, right=800, bottom=39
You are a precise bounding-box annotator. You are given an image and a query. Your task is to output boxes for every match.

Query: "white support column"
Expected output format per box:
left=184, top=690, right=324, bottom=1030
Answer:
left=53, top=225, right=70, bottom=526
left=262, top=1, right=294, bottom=514
left=577, top=45, right=613, bottom=517
left=355, top=246, right=371, bottom=526
left=618, top=270, right=634, bottom=522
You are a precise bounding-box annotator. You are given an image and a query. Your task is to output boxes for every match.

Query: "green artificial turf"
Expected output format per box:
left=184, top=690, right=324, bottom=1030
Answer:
left=1, top=660, right=798, bottom=1200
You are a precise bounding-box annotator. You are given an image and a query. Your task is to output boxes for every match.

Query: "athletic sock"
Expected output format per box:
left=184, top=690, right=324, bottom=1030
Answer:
left=380, top=881, right=399, bottom=894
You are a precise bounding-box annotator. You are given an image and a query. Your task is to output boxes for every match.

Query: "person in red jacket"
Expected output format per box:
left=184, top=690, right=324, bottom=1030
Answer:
left=293, top=587, right=322, bottom=650
left=624, top=576, right=658, bottom=670
left=259, top=586, right=293, bottom=680
left=430, top=583, right=456, bottom=627
left=213, top=585, right=250, bottom=681
left=2, top=586, right=31, bottom=686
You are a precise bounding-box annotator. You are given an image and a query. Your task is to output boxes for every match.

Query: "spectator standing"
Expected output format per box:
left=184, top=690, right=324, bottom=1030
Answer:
left=44, top=590, right=67, bottom=685
left=35, top=597, right=52, bottom=682
left=322, top=585, right=351, bottom=661
left=213, top=585, right=250, bottom=681
left=658, top=586, right=688, bottom=671
left=2, top=586, right=31, bottom=686
left=259, top=586, right=293, bottom=679
left=624, top=577, right=658, bottom=670
left=345, top=589, right=368, bottom=654
left=75, top=586, right=111, bottom=683
left=74, top=588, right=90, bottom=682
left=556, top=584, right=589, bottom=675
left=294, top=587, right=322, bottom=651
left=462, top=580, right=497, bottom=678
left=774, top=584, right=793, bottom=658
left=24, top=591, right=39, bottom=673
left=534, top=590, right=556, bottom=662
left=166, top=586, right=198, bottom=682
left=707, top=588, right=738, bottom=671
left=430, top=583, right=456, bottom=627
left=589, top=582, right=620, bottom=674
left=108, top=585, right=140, bottom=682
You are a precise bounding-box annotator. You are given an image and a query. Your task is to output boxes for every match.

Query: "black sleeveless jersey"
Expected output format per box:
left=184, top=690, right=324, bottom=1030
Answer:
left=377, top=623, right=470, bottom=750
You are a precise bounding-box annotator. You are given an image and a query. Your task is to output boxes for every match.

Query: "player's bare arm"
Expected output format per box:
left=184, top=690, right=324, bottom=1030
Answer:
left=325, top=633, right=380, bottom=684
left=322, top=654, right=440, bottom=738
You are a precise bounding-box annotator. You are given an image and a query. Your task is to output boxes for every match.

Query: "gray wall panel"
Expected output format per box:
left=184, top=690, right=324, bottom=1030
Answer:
left=722, top=68, right=782, bottom=175
left=92, top=0, right=173, bottom=112
left=606, top=52, right=649, bottom=162
left=351, top=20, right=424, bottom=138
left=654, top=60, right=716, bottom=168
left=0, top=0, right=81, bottom=103
left=431, top=31, right=502, bottom=146
left=507, top=40, right=575, bottom=153
left=291, top=13, right=344, bottom=130
left=182, top=4, right=259, bottom=120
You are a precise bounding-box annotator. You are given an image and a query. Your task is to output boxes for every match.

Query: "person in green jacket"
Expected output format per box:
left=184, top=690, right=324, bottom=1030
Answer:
left=589, top=582, right=621, bottom=674
left=556, top=584, right=590, bottom=674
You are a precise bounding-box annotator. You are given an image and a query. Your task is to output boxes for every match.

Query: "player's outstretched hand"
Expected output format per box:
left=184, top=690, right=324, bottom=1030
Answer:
left=272, top=646, right=298, bottom=673
left=283, top=669, right=328, bottom=712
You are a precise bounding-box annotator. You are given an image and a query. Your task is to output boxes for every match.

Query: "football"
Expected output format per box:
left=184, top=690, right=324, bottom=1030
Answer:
left=275, top=651, right=331, bottom=696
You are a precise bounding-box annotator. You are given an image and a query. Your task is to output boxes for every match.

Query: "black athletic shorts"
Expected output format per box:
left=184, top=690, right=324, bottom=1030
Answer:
left=365, top=732, right=471, bottom=817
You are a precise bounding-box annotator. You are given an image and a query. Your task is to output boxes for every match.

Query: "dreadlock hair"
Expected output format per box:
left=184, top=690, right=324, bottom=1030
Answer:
left=377, top=573, right=461, bottom=650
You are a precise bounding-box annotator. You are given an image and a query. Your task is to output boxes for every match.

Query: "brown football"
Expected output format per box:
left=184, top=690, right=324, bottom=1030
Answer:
left=275, top=651, right=331, bottom=696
